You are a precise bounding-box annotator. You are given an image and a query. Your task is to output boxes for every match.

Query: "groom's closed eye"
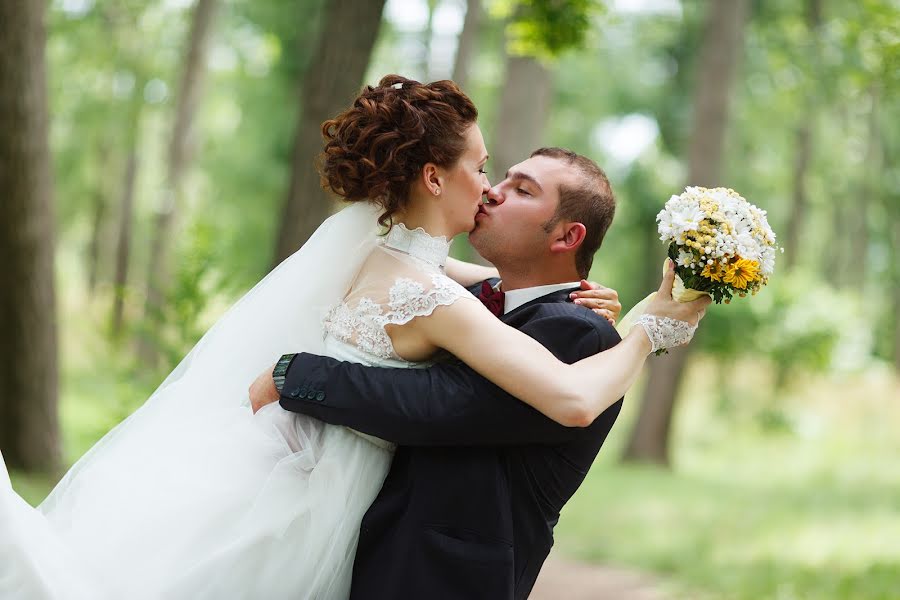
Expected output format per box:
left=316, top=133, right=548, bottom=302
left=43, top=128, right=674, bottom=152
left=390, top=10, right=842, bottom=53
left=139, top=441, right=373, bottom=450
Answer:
left=506, top=170, right=542, bottom=193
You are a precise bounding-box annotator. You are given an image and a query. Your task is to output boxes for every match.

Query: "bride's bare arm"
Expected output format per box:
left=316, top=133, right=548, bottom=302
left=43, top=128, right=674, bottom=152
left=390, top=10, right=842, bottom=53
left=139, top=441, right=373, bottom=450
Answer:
left=444, top=257, right=498, bottom=287
left=412, top=264, right=709, bottom=427
left=412, top=299, right=648, bottom=426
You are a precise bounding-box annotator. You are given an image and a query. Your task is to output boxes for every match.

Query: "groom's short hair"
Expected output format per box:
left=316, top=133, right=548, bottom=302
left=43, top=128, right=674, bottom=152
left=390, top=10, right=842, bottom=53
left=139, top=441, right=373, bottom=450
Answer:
left=534, top=147, right=615, bottom=278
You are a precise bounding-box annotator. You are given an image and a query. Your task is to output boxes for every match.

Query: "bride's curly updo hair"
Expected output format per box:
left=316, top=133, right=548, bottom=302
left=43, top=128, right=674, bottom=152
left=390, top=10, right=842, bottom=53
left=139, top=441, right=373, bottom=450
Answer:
left=320, top=74, right=478, bottom=226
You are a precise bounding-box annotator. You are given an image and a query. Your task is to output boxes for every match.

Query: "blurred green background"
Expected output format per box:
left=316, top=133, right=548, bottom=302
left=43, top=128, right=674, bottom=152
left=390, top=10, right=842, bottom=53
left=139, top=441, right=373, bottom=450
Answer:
left=3, top=0, right=898, bottom=598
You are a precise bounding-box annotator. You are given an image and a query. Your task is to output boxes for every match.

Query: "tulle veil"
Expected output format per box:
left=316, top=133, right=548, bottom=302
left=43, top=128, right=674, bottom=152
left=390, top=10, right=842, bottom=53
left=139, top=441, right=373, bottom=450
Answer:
left=40, top=202, right=382, bottom=514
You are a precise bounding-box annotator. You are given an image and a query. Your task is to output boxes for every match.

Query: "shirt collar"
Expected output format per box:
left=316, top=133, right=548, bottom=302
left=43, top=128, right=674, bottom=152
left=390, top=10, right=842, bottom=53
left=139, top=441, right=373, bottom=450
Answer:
left=495, top=281, right=581, bottom=314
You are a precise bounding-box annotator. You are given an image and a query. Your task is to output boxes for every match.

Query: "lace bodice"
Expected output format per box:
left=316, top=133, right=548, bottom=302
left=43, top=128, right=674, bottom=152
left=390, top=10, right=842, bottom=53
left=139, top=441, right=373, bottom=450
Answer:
left=323, top=223, right=476, bottom=365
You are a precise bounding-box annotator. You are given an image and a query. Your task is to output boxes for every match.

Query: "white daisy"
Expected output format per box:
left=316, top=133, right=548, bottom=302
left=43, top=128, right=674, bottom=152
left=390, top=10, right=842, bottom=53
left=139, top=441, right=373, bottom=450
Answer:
left=677, top=249, right=695, bottom=267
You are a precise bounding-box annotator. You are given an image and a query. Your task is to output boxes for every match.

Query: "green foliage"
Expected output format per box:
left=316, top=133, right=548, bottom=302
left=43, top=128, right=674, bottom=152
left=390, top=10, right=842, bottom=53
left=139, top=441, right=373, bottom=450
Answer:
left=45, top=0, right=897, bottom=379
left=691, top=272, right=854, bottom=387
left=553, top=364, right=900, bottom=600
left=49, top=3, right=179, bottom=233
left=134, top=219, right=223, bottom=376
left=666, top=244, right=730, bottom=305
left=6, top=472, right=54, bottom=507
left=491, top=0, right=605, bottom=59
left=193, top=0, right=325, bottom=290
left=28, top=2, right=900, bottom=595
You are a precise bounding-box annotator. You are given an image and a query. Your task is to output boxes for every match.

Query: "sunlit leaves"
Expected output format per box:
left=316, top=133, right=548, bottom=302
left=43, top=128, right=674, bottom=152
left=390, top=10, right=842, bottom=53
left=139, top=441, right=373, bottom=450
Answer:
left=491, top=0, right=605, bottom=59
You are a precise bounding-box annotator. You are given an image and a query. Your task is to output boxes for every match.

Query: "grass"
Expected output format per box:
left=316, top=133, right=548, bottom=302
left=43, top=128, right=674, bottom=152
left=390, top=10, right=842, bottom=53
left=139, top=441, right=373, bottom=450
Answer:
left=553, top=361, right=900, bottom=600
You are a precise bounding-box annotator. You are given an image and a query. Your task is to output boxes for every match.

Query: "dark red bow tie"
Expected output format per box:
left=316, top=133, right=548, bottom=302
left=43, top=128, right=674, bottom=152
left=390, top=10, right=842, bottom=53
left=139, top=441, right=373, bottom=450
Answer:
left=477, top=281, right=505, bottom=317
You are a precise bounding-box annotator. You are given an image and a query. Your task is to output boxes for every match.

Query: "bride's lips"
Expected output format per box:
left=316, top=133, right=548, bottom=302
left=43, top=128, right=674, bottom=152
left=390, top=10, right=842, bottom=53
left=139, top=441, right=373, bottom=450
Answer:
left=475, top=205, right=489, bottom=220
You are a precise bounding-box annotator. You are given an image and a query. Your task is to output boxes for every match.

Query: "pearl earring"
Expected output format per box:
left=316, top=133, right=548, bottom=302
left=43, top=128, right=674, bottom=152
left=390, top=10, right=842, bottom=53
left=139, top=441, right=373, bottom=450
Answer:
left=434, top=188, right=441, bottom=196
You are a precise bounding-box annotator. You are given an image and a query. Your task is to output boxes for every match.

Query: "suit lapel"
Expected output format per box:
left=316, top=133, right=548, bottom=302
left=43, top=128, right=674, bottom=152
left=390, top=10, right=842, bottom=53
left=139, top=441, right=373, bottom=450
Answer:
left=499, top=287, right=580, bottom=323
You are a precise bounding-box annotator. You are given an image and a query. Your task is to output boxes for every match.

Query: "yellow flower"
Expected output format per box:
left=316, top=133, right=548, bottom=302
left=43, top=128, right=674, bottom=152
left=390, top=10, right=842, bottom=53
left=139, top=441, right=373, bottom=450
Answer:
left=702, top=262, right=723, bottom=282
left=724, top=258, right=760, bottom=289
left=700, top=199, right=719, bottom=214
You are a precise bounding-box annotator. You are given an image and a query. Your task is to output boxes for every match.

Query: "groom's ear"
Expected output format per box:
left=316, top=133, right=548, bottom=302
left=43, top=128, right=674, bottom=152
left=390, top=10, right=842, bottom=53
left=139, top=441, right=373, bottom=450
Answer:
left=549, top=222, right=587, bottom=254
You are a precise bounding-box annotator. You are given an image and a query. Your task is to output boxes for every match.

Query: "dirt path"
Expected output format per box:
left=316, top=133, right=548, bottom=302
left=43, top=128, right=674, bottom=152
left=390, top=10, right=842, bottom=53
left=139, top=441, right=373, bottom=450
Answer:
left=529, top=552, right=668, bottom=600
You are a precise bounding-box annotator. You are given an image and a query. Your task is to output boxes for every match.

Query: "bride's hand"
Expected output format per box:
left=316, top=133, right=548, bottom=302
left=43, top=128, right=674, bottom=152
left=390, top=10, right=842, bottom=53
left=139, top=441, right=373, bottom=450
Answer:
left=249, top=364, right=280, bottom=414
left=569, top=280, right=621, bottom=325
left=644, top=260, right=710, bottom=324
left=637, top=260, right=711, bottom=353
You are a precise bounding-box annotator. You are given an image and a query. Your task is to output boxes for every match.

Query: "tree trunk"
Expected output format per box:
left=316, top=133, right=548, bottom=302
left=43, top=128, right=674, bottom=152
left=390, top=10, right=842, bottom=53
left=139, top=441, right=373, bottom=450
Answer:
left=451, top=0, right=482, bottom=90
left=87, top=187, right=107, bottom=296
left=893, top=216, right=900, bottom=373
left=87, top=141, right=113, bottom=297
left=623, top=0, right=749, bottom=466
left=272, top=0, right=387, bottom=266
left=848, top=87, right=879, bottom=288
left=895, top=279, right=900, bottom=373
left=111, top=149, right=139, bottom=336
left=139, top=0, right=218, bottom=363
left=823, top=106, right=854, bottom=286
left=824, top=198, right=846, bottom=287
left=885, top=138, right=900, bottom=373
left=683, top=1, right=749, bottom=186
left=420, top=0, right=438, bottom=81
left=491, top=54, right=552, bottom=185
left=784, top=125, right=812, bottom=270
left=783, top=0, right=822, bottom=271
left=0, top=0, right=61, bottom=473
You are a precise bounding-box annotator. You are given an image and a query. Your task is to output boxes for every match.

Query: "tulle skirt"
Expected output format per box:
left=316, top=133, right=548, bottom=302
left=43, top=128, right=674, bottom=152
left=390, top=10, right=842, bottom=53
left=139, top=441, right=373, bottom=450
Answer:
left=0, top=401, right=392, bottom=599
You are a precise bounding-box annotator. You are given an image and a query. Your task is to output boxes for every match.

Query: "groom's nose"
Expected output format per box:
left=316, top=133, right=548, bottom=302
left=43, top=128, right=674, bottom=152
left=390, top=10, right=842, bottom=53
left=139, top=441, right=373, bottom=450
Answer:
left=484, top=185, right=503, bottom=205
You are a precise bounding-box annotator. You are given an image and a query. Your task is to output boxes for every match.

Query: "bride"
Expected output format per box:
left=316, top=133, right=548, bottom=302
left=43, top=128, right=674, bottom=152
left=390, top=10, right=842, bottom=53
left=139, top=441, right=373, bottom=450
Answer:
left=0, top=75, right=707, bottom=599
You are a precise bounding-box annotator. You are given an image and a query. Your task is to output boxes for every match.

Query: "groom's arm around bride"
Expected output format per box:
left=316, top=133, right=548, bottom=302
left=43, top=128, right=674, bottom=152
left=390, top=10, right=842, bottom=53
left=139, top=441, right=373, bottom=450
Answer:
left=278, top=298, right=621, bottom=446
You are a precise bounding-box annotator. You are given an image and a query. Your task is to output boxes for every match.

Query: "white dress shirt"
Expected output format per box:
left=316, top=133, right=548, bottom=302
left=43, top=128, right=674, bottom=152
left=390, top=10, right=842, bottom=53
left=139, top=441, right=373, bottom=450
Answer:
left=494, top=281, right=581, bottom=314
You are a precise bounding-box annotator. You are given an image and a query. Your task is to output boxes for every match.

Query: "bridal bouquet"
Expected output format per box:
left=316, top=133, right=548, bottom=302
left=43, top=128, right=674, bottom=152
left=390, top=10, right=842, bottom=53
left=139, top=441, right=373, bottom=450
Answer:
left=617, top=186, right=781, bottom=336
left=657, top=186, right=779, bottom=304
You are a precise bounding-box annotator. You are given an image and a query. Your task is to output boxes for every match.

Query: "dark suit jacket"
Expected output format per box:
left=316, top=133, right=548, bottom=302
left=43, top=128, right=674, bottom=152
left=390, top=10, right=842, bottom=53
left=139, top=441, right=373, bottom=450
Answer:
left=280, top=283, right=623, bottom=599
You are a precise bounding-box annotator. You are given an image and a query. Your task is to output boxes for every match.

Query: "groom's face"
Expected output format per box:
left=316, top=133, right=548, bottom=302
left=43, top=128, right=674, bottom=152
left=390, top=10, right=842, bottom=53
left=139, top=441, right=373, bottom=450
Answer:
left=469, top=155, right=576, bottom=267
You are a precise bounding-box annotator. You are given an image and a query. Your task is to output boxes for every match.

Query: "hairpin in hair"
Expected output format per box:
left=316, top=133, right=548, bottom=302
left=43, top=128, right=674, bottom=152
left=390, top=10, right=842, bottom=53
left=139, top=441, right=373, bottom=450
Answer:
left=391, top=82, right=403, bottom=90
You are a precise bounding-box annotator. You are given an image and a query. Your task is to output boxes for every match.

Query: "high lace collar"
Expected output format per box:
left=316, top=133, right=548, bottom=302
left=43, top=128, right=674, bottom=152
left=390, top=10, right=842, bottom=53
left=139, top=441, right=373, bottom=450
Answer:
left=382, top=222, right=451, bottom=268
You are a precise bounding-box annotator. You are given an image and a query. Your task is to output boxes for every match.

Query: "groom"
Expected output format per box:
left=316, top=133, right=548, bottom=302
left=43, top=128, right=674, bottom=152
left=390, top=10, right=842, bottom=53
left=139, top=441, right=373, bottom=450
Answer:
left=251, top=147, right=701, bottom=599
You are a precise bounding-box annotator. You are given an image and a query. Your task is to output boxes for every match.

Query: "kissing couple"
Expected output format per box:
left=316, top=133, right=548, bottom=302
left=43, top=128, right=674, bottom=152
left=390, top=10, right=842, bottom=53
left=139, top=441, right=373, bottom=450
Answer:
left=0, top=75, right=709, bottom=599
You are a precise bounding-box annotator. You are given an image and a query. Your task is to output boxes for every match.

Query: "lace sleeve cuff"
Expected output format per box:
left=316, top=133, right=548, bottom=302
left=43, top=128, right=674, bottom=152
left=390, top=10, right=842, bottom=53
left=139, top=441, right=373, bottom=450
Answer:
left=634, top=314, right=697, bottom=354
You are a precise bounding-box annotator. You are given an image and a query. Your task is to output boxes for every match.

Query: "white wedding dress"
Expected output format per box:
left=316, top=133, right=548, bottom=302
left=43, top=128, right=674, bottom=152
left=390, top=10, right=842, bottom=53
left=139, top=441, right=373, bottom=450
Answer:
left=0, top=207, right=476, bottom=600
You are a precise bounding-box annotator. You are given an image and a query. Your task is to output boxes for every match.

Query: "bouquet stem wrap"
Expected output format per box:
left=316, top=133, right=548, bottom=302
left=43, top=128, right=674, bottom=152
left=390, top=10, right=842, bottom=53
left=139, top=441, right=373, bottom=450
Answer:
left=615, top=259, right=710, bottom=337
